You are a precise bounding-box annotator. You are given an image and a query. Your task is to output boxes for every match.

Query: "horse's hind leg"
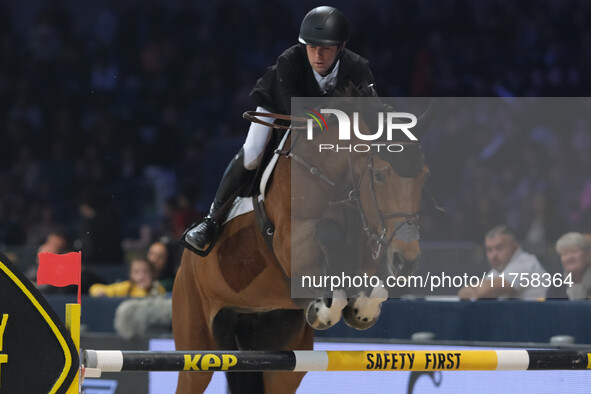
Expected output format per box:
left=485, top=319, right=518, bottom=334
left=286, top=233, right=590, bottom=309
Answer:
left=262, top=321, right=313, bottom=394
left=230, top=309, right=313, bottom=394
left=212, top=309, right=265, bottom=394
left=215, top=309, right=313, bottom=393
left=172, top=256, right=215, bottom=394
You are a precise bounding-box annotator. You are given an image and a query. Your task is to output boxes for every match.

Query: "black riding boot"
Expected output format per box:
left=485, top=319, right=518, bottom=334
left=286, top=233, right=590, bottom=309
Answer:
left=181, top=149, right=255, bottom=256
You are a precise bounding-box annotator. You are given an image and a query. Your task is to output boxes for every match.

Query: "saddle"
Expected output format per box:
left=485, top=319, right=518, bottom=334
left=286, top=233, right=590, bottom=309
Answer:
left=222, top=126, right=290, bottom=258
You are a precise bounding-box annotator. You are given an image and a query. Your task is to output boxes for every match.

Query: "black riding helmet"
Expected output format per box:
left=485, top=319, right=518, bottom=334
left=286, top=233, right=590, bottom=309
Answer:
left=298, top=6, right=349, bottom=47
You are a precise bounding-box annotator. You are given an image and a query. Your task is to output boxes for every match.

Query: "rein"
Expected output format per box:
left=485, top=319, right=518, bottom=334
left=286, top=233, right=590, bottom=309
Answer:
left=243, top=111, right=308, bottom=130
left=243, top=110, right=422, bottom=260
left=244, top=111, right=338, bottom=187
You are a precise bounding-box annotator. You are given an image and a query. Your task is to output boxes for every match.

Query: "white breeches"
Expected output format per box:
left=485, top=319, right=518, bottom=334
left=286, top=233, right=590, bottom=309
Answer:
left=242, top=106, right=274, bottom=170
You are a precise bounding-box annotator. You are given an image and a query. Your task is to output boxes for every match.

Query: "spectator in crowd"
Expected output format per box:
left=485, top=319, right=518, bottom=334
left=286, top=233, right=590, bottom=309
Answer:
left=555, top=232, right=591, bottom=300
left=458, top=225, right=548, bottom=300
left=146, top=239, right=178, bottom=292
left=27, top=231, right=104, bottom=294
left=172, top=191, right=201, bottom=240
left=89, top=258, right=165, bottom=297
left=77, top=189, right=124, bottom=265
left=25, top=232, right=69, bottom=283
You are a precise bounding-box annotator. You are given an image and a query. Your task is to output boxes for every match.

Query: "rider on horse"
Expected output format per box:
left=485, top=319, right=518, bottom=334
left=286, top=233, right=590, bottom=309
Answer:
left=181, top=6, right=378, bottom=256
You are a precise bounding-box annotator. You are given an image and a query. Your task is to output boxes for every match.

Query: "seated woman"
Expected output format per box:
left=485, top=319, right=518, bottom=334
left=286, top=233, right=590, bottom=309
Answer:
left=146, top=240, right=177, bottom=292
left=89, top=258, right=165, bottom=297
left=555, top=232, right=591, bottom=300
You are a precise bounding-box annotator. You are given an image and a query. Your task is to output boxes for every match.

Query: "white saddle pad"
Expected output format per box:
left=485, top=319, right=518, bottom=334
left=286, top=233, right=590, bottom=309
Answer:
left=224, top=130, right=291, bottom=224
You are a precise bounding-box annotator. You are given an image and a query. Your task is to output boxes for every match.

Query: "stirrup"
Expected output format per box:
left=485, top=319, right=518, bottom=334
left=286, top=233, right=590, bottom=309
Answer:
left=180, top=219, right=219, bottom=257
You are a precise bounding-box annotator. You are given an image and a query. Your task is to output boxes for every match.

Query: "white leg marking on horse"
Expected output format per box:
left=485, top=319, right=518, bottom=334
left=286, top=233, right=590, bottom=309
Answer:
left=369, top=283, right=388, bottom=301
left=351, top=281, right=388, bottom=321
left=314, top=289, right=347, bottom=326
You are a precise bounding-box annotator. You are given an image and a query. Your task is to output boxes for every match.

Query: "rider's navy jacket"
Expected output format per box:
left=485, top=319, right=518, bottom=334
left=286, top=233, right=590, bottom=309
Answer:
left=250, top=44, right=375, bottom=115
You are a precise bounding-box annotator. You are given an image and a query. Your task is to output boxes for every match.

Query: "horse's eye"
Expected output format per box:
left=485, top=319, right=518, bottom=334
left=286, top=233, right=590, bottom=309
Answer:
left=374, top=169, right=386, bottom=183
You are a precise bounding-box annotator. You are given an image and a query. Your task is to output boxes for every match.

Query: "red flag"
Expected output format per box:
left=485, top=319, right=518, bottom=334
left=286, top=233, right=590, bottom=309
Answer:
left=37, top=252, right=82, bottom=303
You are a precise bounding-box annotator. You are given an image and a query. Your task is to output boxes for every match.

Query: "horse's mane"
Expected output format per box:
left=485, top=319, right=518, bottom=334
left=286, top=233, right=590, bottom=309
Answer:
left=332, top=82, right=427, bottom=178
left=333, top=81, right=375, bottom=98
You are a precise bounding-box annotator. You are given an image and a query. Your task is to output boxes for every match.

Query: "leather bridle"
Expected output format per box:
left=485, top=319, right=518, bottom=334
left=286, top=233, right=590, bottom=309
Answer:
left=243, top=111, right=422, bottom=261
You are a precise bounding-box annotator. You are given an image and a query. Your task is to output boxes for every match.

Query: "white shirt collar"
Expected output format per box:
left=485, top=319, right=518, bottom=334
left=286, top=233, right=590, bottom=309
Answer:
left=491, top=247, right=524, bottom=275
left=312, top=59, right=340, bottom=94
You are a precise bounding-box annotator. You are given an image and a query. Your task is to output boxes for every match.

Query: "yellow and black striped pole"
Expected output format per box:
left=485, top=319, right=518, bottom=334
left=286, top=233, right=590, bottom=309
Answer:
left=83, top=349, right=591, bottom=374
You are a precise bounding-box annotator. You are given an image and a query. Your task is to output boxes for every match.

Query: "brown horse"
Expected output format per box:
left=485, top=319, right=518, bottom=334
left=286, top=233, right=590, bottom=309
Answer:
left=172, top=96, right=433, bottom=393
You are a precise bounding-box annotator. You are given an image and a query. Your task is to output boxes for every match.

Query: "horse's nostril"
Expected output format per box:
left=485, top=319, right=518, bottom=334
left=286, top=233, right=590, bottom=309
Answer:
left=390, top=252, right=403, bottom=276
left=402, top=258, right=419, bottom=276
left=388, top=251, right=420, bottom=277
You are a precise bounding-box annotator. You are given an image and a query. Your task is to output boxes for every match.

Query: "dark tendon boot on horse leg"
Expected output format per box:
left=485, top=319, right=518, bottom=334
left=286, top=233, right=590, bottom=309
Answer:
left=181, top=149, right=255, bottom=256
left=314, top=218, right=347, bottom=276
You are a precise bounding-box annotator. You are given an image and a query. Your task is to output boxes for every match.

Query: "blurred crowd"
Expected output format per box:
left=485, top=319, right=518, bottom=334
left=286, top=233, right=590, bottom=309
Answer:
left=1, top=0, right=590, bottom=267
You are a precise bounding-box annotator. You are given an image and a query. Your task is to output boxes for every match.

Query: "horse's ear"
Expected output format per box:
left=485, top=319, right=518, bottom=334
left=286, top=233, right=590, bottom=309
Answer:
left=334, top=81, right=360, bottom=97
left=413, top=100, right=437, bottom=140
left=355, top=81, right=378, bottom=98
left=334, top=81, right=375, bottom=98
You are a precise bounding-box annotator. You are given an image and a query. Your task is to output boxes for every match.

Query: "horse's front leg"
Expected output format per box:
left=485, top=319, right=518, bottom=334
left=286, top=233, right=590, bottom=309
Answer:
left=301, top=218, right=350, bottom=329
left=342, top=281, right=388, bottom=330
left=305, top=289, right=348, bottom=330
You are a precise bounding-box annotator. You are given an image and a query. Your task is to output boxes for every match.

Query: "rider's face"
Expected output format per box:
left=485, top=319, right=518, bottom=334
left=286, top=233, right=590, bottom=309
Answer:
left=306, top=44, right=340, bottom=76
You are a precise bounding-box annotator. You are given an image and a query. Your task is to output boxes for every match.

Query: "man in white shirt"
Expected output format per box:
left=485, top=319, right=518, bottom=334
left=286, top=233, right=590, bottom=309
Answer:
left=459, top=225, right=548, bottom=300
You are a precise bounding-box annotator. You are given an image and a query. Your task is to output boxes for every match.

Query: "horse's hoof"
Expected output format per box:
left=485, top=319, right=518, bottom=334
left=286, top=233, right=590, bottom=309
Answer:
left=342, top=303, right=380, bottom=330
left=305, top=299, right=333, bottom=330
left=342, top=286, right=388, bottom=330
left=305, top=290, right=347, bottom=330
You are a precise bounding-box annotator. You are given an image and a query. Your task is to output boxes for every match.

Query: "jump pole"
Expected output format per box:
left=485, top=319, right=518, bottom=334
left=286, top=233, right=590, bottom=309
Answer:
left=83, top=349, right=591, bottom=374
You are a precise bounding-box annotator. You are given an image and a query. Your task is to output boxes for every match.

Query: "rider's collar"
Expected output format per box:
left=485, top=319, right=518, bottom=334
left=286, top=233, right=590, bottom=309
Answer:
left=312, top=59, right=340, bottom=95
